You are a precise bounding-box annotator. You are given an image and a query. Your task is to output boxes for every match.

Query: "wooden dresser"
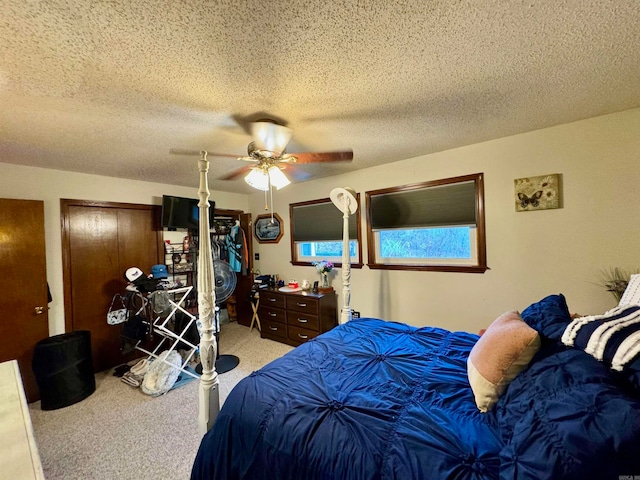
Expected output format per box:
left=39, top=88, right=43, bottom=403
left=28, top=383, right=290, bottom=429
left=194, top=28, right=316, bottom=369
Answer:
left=259, top=289, right=337, bottom=347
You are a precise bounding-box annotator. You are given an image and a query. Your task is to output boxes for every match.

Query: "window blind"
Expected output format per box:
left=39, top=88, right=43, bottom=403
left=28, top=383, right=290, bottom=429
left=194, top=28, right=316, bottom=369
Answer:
left=370, top=180, right=477, bottom=230
left=292, top=202, right=358, bottom=242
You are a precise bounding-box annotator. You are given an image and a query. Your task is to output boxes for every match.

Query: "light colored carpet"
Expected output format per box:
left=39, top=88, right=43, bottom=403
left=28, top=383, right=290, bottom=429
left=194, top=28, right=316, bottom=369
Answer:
left=28, top=322, right=293, bottom=480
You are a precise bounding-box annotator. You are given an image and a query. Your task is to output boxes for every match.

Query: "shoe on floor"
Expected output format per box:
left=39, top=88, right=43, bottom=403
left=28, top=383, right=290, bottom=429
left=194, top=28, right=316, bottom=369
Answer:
left=130, top=358, right=149, bottom=376
left=121, top=374, right=141, bottom=387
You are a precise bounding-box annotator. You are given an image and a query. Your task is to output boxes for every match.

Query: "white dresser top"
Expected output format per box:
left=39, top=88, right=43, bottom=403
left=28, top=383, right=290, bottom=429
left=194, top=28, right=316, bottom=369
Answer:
left=0, top=360, right=45, bottom=480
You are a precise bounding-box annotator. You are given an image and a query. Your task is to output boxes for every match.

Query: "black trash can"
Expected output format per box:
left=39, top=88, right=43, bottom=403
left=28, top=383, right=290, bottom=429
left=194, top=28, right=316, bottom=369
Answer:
left=32, top=330, right=96, bottom=410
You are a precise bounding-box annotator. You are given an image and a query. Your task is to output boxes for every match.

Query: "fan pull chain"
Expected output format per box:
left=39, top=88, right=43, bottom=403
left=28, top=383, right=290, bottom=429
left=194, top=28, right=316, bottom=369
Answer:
left=264, top=188, right=268, bottom=211
left=270, top=183, right=274, bottom=223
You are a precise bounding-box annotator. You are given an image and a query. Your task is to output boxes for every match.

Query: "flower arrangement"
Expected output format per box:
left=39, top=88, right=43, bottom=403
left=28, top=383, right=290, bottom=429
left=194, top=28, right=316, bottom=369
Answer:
left=313, top=260, right=334, bottom=288
left=312, top=260, right=334, bottom=274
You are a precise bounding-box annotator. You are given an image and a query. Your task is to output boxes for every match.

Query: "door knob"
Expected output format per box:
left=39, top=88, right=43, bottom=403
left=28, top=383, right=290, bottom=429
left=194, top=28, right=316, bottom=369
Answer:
left=34, top=306, right=44, bottom=315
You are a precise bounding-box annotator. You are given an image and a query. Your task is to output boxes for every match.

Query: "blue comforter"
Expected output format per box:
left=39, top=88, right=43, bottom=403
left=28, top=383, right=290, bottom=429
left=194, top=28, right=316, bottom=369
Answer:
left=192, top=319, right=501, bottom=479
left=192, top=311, right=640, bottom=480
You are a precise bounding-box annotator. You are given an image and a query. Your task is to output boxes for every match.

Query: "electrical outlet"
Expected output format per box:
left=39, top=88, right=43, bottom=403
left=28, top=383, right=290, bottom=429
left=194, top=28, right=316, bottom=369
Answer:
left=351, top=310, right=361, bottom=319
left=254, top=253, right=260, bottom=260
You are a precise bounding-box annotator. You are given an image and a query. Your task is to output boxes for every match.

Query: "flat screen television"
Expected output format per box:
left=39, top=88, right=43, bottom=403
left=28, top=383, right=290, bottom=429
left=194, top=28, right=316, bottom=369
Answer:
left=161, top=195, right=215, bottom=230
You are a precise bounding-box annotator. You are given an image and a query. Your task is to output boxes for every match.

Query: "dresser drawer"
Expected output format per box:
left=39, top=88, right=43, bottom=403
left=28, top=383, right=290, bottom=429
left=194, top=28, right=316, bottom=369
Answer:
left=287, top=312, right=319, bottom=331
left=288, top=325, right=319, bottom=344
left=259, top=289, right=336, bottom=347
left=262, top=318, right=288, bottom=340
left=286, top=295, right=319, bottom=315
left=259, top=306, right=287, bottom=324
left=260, top=291, right=286, bottom=309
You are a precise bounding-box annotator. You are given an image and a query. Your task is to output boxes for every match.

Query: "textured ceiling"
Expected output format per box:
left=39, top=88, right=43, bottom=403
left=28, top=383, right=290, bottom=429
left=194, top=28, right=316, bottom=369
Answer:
left=1, top=1, right=639, bottom=194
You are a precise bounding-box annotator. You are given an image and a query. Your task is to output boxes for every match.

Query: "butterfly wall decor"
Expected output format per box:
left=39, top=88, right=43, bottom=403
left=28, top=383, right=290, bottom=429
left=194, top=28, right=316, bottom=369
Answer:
left=518, top=190, right=543, bottom=208
left=514, top=174, right=561, bottom=212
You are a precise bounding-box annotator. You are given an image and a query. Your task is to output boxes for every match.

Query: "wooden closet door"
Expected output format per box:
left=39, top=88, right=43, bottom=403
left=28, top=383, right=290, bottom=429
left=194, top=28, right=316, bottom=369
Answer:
left=62, top=201, right=162, bottom=373
left=117, top=208, right=161, bottom=273
left=0, top=198, right=50, bottom=402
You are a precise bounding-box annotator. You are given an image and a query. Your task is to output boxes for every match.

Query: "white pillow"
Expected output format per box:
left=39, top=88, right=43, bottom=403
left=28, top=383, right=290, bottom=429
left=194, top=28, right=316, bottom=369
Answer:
left=619, top=274, right=640, bottom=306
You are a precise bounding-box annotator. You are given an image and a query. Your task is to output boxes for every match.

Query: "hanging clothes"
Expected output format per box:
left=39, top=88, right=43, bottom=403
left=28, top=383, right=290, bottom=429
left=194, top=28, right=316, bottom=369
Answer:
left=239, top=227, right=248, bottom=276
left=209, top=235, right=228, bottom=263
left=226, top=222, right=248, bottom=274
left=217, top=235, right=228, bottom=262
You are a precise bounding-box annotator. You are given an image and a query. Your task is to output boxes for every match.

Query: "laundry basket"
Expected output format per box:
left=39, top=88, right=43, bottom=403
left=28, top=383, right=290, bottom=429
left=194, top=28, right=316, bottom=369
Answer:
left=32, top=330, right=96, bottom=410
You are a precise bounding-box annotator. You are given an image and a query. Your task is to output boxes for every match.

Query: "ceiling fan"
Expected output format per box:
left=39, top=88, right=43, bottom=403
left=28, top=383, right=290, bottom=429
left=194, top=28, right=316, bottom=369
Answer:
left=212, top=119, right=353, bottom=189
left=170, top=118, right=353, bottom=212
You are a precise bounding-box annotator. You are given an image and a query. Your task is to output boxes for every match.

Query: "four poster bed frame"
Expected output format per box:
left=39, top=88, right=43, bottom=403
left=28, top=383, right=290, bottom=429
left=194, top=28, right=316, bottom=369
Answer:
left=194, top=151, right=358, bottom=434
left=191, top=154, right=640, bottom=479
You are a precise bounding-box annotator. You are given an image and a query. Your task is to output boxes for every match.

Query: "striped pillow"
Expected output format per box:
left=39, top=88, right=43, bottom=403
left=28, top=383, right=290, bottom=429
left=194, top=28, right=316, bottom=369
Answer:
left=561, top=305, right=640, bottom=372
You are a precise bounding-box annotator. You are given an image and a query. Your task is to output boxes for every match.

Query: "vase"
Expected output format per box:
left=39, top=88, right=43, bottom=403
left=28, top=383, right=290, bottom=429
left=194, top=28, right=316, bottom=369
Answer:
left=321, top=273, right=329, bottom=288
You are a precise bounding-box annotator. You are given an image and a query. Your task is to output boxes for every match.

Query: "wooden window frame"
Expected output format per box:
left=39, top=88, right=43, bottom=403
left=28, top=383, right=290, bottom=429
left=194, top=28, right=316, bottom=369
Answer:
left=365, top=173, right=487, bottom=273
left=289, top=195, right=363, bottom=268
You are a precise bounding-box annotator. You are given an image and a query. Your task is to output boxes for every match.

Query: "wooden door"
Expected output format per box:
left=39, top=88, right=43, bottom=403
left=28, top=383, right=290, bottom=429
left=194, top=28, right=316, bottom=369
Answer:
left=0, top=199, right=50, bottom=402
left=235, top=212, right=253, bottom=326
left=62, top=200, right=162, bottom=373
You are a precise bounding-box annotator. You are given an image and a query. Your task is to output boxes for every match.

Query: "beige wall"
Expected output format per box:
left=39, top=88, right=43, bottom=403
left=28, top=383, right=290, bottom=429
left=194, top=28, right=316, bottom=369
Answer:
left=0, top=164, right=248, bottom=335
left=2, top=108, right=638, bottom=337
left=249, top=108, right=640, bottom=333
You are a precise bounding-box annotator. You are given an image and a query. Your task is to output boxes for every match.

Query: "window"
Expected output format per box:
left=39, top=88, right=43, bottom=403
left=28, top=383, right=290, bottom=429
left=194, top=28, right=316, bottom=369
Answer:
left=289, top=195, right=363, bottom=267
left=366, top=173, right=487, bottom=272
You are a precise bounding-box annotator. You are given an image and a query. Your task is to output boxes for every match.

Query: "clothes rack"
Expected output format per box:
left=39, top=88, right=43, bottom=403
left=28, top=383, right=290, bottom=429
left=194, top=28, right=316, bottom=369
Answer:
left=134, top=286, right=200, bottom=379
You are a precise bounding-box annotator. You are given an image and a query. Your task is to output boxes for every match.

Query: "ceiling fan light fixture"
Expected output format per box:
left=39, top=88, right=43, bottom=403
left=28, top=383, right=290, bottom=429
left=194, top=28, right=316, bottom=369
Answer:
left=268, top=166, right=291, bottom=190
left=244, top=167, right=270, bottom=191
left=251, top=121, right=292, bottom=156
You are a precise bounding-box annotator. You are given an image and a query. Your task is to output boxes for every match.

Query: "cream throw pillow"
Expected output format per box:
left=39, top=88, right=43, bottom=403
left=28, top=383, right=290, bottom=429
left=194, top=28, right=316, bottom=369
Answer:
left=468, top=310, right=541, bottom=412
left=619, top=274, right=640, bottom=306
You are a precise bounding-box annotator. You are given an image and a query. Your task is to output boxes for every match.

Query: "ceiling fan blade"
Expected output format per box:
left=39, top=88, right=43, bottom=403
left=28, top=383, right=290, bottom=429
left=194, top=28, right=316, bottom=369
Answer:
left=169, top=148, right=202, bottom=156
left=219, top=165, right=254, bottom=180
left=207, top=152, right=246, bottom=159
left=169, top=148, right=241, bottom=159
left=280, top=164, right=313, bottom=182
left=284, top=150, right=353, bottom=164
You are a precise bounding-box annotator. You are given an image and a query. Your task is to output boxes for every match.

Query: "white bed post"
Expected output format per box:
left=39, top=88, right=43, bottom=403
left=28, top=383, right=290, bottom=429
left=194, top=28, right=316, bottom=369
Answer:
left=330, top=187, right=358, bottom=325
left=196, top=151, right=220, bottom=436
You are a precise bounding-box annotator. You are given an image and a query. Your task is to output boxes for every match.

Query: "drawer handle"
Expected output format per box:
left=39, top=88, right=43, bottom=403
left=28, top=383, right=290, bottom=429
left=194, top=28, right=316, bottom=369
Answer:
left=297, top=318, right=308, bottom=323
left=297, top=333, right=308, bottom=339
left=269, top=298, right=277, bottom=302
left=269, top=326, right=279, bottom=331
left=269, top=312, right=277, bottom=317
left=296, top=302, right=307, bottom=307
